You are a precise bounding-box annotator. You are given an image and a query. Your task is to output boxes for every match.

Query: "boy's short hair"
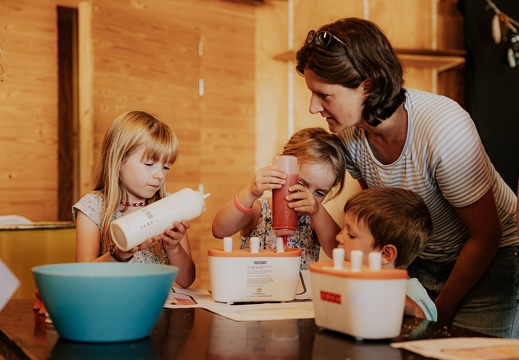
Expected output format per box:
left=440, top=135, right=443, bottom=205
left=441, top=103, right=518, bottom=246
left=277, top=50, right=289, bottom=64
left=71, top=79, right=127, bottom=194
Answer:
left=343, top=188, right=433, bottom=268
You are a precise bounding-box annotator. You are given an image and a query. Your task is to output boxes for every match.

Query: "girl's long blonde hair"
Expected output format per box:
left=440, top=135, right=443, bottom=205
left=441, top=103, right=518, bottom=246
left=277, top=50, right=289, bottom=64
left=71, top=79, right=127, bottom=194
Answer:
left=93, top=111, right=179, bottom=253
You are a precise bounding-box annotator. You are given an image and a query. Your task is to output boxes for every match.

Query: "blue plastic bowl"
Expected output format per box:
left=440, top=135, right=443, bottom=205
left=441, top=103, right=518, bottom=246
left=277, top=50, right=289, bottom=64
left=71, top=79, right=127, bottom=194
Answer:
left=32, top=263, right=177, bottom=343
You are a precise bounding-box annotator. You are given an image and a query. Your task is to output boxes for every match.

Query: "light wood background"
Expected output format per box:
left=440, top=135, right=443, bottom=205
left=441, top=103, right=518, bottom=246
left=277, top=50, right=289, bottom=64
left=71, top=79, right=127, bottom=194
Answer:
left=0, top=0, right=463, bottom=291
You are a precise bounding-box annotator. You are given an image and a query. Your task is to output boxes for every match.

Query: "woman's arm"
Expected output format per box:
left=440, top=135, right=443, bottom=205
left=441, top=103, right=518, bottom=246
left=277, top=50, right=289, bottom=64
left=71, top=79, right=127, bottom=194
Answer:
left=433, top=188, right=502, bottom=324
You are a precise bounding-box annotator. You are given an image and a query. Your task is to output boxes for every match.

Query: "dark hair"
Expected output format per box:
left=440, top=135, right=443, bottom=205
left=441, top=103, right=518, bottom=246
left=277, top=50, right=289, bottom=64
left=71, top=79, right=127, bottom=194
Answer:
left=296, top=18, right=406, bottom=127
left=343, top=188, right=433, bottom=268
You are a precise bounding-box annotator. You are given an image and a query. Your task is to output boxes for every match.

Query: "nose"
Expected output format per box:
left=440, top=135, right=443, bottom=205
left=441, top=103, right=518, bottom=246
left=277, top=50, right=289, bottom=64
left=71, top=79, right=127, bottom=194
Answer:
left=309, top=94, right=323, bottom=115
left=153, top=169, right=165, bottom=180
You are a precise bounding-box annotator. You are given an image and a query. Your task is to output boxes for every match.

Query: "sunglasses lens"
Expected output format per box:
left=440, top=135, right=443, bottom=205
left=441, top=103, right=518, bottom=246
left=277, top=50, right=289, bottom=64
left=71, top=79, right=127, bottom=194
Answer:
left=306, top=30, right=316, bottom=45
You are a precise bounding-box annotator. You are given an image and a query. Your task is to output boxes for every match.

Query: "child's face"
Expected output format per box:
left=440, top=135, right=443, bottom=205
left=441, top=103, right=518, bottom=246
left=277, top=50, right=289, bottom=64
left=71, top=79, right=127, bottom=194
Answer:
left=297, top=162, right=335, bottom=203
left=119, top=146, right=171, bottom=202
left=336, top=211, right=377, bottom=264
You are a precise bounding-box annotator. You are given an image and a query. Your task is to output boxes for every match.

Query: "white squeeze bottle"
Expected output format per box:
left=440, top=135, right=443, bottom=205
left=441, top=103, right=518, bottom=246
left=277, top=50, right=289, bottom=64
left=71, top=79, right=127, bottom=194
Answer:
left=110, top=187, right=210, bottom=251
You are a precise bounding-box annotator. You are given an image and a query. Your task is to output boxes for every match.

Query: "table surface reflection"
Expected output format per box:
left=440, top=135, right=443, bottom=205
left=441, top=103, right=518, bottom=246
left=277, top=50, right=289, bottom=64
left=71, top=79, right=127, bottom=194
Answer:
left=0, top=299, right=489, bottom=360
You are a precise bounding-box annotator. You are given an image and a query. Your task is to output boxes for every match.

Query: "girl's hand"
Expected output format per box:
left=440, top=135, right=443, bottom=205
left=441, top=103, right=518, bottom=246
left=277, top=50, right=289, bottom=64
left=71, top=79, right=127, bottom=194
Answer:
left=162, top=220, right=190, bottom=253
left=286, top=183, right=320, bottom=215
left=129, top=236, right=161, bottom=252
left=248, top=165, right=287, bottom=198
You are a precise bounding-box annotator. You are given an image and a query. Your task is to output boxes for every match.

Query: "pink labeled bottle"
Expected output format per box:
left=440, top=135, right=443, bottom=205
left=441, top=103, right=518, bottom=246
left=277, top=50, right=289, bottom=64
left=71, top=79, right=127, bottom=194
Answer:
left=272, top=155, right=298, bottom=246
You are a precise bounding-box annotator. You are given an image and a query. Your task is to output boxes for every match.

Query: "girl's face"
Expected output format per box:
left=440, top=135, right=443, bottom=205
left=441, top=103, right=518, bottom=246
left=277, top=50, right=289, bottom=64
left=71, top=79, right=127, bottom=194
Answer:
left=336, top=211, right=376, bottom=264
left=304, top=69, right=367, bottom=133
left=119, top=146, right=170, bottom=202
left=298, top=162, right=336, bottom=203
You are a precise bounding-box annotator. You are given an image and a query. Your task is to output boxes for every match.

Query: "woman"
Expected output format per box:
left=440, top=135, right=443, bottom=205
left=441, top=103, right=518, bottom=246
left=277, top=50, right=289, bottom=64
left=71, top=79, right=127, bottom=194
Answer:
left=296, top=17, right=518, bottom=337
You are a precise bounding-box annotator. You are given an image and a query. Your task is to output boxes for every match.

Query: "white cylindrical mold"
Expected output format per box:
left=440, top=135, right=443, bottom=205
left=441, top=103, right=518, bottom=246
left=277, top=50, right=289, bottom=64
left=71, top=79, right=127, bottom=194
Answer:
left=350, top=250, right=363, bottom=272
left=223, top=237, right=233, bottom=252
left=250, top=237, right=260, bottom=253
left=110, top=188, right=209, bottom=251
left=369, top=251, right=382, bottom=271
left=276, top=237, right=285, bottom=253
left=332, top=248, right=345, bottom=270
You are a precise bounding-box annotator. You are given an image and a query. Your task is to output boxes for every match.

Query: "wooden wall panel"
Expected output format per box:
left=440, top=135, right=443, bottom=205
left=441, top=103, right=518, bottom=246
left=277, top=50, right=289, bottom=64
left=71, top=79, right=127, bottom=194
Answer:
left=0, top=0, right=59, bottom=221
left=191, top=1, right=256, bottom=289
left=369, top=0, right=434, bottom=49
left=293, top=0, right=364, bottom=133
left=0, top=0, right=255, bottom=291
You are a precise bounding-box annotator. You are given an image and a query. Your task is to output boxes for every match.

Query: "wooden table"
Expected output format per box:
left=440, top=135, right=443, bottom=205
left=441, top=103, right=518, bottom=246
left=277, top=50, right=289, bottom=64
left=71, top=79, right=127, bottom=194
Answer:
left=0, top=299, right=489, bottom=360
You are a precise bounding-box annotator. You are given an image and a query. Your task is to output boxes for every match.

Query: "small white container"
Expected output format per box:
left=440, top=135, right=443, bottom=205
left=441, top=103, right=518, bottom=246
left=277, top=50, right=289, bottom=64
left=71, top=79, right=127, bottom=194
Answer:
left=208, top=247, right=301, bottom=304
left=110, top=188, right=209, bottom=251
left=309, top=260, right=407, bottom=340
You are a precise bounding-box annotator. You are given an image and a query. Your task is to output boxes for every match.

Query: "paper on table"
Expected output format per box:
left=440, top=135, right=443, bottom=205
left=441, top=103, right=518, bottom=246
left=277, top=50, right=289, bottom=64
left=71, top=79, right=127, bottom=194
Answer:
left=0, top=259, right=20, bottom=312
left=206, top=301, right=314, bottom=321
left=164, top=270, right=314, bottom=321
left=390, top=337, right=519, bottom=360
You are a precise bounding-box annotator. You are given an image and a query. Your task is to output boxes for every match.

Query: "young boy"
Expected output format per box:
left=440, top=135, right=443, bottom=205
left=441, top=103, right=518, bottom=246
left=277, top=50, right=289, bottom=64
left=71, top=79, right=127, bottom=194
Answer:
left=336, top=188, right=437, bottom=321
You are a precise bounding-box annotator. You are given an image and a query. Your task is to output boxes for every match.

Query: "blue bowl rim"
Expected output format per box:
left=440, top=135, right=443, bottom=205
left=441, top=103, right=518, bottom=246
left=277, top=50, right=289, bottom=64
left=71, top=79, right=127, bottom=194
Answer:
left=32, top=262, right=178, bottom=278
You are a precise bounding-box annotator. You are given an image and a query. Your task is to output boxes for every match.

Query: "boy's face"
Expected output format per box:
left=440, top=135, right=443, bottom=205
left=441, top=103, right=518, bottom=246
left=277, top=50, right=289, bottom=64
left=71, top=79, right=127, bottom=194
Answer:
left=336, top=211, right=376, bottom=264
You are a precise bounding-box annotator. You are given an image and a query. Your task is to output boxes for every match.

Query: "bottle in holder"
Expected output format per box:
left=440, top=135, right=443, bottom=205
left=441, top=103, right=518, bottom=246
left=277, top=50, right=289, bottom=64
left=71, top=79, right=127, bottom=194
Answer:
left=272, top=155, right=298, bottom=245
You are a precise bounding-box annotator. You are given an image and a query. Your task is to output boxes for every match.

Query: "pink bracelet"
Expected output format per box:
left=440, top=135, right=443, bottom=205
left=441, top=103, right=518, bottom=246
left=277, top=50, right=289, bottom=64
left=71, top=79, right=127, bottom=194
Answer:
left=234, top=192, right=253, bottom=213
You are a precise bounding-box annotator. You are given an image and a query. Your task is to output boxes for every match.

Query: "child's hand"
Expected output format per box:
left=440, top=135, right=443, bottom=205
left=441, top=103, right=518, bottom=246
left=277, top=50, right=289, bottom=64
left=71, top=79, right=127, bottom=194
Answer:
left=404, top=296, right=426, bottom=319
left=162, top=220, right=190, bottom=253
left=286, top=182, right=319, bottom=215
left=132, top=236, right=161, bottom=252
left=249, top=165, right=286, bottom=198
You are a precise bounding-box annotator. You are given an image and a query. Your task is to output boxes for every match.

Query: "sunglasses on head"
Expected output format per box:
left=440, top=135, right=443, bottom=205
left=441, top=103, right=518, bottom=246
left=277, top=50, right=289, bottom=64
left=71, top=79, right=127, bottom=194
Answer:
left=305, top=30, right=346, bottom=49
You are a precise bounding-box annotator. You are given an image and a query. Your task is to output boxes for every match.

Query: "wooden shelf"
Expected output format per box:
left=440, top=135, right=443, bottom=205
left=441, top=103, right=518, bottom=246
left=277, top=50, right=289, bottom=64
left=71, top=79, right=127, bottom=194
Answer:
left=274, top=48, right=466, bottom=73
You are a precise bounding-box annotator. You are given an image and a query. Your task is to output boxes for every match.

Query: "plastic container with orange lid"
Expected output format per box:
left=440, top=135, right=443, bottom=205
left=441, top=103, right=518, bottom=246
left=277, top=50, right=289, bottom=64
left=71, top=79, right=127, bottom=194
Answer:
left=309, top=249, right=407, bottom=340
left=208, top=237, right=301, bottom=304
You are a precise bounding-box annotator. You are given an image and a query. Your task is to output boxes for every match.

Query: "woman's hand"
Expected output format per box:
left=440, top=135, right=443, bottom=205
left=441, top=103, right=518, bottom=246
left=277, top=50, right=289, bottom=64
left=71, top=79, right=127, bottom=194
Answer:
left=162, top=220, right=191, bottom=253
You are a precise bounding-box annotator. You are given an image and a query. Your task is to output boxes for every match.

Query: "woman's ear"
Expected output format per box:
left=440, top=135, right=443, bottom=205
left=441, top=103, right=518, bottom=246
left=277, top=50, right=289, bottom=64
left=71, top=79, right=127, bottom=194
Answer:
left=361, top=79, right=372, bottom=96
left=380, top=244, right=398, bottom=266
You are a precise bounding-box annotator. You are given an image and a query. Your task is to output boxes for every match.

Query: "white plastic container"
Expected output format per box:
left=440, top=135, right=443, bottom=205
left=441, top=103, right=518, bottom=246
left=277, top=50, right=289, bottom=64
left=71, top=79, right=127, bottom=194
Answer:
left=309, top=258, right=407, bottom=340
left=110, top=188, right=209, bottom=251
left=208, top=247, right=301, bottom=304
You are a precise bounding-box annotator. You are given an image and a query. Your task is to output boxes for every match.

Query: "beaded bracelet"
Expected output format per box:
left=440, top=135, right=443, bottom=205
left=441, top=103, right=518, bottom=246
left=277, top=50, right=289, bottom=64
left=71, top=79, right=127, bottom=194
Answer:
left=234, top=192, right=253, bottom=213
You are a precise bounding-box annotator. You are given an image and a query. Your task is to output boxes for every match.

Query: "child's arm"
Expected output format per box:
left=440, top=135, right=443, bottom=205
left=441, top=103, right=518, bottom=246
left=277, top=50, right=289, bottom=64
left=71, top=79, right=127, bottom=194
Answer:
left=405, top=295, right=426, bottom=319
left=212, top=165, right=286, bottom=238
left=162, top=220, right=196, bottom=288
left=76, top=210, right=158, bottom=262
left=75, top=211, right=113, bottom=262
left=286, top=185, right=340, bottom=258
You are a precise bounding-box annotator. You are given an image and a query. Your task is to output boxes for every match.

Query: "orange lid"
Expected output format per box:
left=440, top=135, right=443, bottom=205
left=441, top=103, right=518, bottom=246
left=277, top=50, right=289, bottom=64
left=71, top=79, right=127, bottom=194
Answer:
left=208, top=248, right=301, bottom=258
left=309, top=260, right=407, bottom=280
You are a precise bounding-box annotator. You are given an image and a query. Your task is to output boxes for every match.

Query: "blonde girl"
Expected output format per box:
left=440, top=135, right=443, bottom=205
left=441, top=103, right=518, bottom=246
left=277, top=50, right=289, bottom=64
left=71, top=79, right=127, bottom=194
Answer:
left=73, top=111, right=195, bottom=288
left=212, top=127, right=347, bottom=269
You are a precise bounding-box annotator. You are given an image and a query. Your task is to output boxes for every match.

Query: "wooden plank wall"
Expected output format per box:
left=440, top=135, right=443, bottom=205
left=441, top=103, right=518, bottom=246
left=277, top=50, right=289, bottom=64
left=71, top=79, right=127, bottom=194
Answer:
left=0, top=0, right=463, bottom=291
left=0, top=0, right=256, bottom=290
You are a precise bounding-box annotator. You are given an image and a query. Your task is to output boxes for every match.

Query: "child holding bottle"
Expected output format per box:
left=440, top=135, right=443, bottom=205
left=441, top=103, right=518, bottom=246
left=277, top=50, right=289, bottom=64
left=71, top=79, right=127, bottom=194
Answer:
left=73, top=110, right=196, bottom=288
left=336, top=187, right=437, bottom=320
left=212, top=127, right=347, bottom=270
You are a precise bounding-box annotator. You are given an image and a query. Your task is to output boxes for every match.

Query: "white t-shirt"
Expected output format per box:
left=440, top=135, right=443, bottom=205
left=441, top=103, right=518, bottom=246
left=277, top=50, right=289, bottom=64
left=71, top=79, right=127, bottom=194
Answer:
left=339, top=88, right=518, bottom=262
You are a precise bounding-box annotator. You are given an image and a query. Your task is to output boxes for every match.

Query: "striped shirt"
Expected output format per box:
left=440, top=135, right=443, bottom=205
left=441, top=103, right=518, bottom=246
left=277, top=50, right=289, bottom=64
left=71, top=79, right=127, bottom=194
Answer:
left=338, top=88, right=518, bottom=262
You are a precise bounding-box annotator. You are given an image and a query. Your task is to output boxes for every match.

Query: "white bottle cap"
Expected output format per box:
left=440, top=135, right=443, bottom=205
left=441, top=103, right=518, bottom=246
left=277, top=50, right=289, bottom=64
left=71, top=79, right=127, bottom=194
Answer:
left=276, top=237, right=285, bottom=252
left=250, top=237, right=260, bottom=253
left=223, top=237, right=233, bottom=252
left=350, top=250, right=363, bottom=272
left=332, top=248, right=345, bottom=270
left=369, top=251, right=382, bottom=271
